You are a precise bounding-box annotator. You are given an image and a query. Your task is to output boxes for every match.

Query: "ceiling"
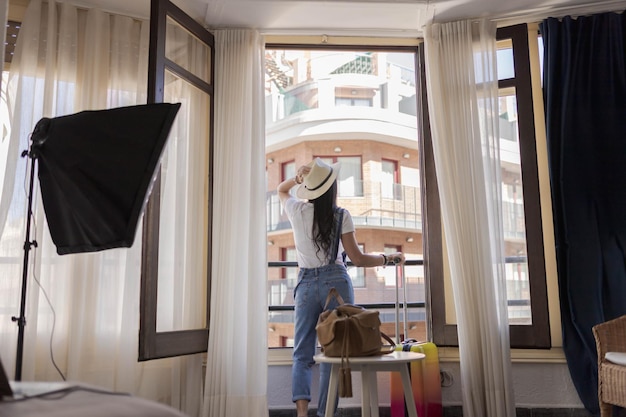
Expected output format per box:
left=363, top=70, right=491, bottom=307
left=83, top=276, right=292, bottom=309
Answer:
left=65, top=0, right=626, bottom=37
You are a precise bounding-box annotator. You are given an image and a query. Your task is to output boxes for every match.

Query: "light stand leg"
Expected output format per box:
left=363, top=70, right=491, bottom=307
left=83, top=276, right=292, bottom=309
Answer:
left=11, top=149, right=37, bottom=381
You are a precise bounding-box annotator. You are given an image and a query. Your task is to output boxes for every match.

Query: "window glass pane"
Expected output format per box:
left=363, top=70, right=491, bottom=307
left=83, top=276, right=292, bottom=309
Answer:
left=265, top=48, right=425, bottom=347
left=497, top=45, right=515, bottom=80
left=282, top=161, right=297, bottom=197
left=499, top=90, right=531, bottom=324
left=337, top=156, right=363, bottom=197
left=336, top=97, right=372, bottom=107
left=381, top=160, right=395, bottom=199
left=381, top=159, right=401, bottom=200
left=538, top=36, right=544, bottom=86
left=344, top=244, right=365, bottom=287
left=285, top=247, right=298, bottom=287
left=0, top=72, right=10, bottom=198
left=165, top=16, right=211, bottom=84
left=282, top=161, right=296, bottom=180
left=156, top=69, right=210, bottom=332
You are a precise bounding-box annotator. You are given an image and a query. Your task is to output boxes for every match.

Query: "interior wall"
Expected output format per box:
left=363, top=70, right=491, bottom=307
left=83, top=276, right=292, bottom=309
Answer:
left=5, top=0, right=592, bottom=412
left=267, top=361, right=584, bottom=411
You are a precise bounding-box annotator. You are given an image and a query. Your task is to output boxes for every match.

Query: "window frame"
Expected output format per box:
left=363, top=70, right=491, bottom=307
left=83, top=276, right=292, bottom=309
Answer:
left=264, top=32, right=550, bottom=352
left=138, top=0, right=215, bottom=360
left=428, top=24, right=551, bottom=349
left=265, top=43, right=424, bottom=351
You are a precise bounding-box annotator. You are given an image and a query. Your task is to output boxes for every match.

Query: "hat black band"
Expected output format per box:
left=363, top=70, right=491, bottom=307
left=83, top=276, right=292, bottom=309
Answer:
left=306, top=168, right=334, bottom=191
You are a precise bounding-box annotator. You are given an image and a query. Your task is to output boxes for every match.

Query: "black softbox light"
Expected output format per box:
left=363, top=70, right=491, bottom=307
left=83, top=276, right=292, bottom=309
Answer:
left=30, top=103, right=181, bottom=255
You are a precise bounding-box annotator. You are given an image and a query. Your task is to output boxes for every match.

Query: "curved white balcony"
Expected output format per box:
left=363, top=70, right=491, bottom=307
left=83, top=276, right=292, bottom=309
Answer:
left=265, top=75, right=419, bottom=152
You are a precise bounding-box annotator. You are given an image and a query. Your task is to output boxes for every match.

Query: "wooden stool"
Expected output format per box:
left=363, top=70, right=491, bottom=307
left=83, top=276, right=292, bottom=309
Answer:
left=314, top=351, right=425, bottom=417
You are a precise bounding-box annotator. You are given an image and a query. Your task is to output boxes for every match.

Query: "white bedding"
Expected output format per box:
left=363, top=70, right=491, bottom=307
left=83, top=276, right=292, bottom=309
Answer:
left=0, top=384, right=189, bottom=417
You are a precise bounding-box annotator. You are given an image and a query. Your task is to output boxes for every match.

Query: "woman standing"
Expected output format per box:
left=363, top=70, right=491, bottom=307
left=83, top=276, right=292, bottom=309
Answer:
left=278, top=158, right=404, bottom=417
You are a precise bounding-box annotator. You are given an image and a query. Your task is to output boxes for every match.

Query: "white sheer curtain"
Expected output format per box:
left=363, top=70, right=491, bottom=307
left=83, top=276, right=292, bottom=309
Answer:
left=0, top=0, right=5, bottom=82
left=424, top=20, right=515, bottom=417
left=203, top=29, right=268, bottom=417
left=0, top=1, right=203, bottom=415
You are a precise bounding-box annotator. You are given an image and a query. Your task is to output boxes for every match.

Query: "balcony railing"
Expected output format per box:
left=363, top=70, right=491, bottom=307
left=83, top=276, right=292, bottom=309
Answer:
left=267, top=182, right=526, bottom=240
left=267, top=257, right=531, bottom=347
left=267, top=181, right=422, bottom=233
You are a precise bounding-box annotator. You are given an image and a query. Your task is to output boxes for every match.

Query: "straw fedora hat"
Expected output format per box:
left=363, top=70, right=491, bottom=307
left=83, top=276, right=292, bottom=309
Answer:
left=296, top=158, right=341, bottom=200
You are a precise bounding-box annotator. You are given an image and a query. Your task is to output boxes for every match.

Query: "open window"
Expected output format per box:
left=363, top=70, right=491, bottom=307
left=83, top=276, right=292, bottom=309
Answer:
left=139, top=0, right=214, bottom=360
left=429, top=24, right=551, bottom=349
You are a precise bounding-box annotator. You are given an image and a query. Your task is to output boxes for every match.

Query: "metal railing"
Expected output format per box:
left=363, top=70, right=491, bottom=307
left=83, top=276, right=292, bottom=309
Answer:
left=268, top=257, right=531, bottom=313
left=267, top=184, right=526, bottom=240
left=267, top=181, right=423, bottom=233
left=267, top=257, right=531, bottom=347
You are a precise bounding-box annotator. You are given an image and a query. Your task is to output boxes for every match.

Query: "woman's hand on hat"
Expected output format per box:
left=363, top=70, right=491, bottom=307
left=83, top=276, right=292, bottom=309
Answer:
left=296, top=165, right=311, bottom=184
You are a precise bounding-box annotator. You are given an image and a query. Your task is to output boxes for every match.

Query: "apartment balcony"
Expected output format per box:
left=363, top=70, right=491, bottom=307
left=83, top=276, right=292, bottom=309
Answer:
left=265, top=74, right=418, bottom=152
left=267, top=181, right=527, bottom=241
left=267, top=181, right=422, bottom=234
left=266, top=258, right=531, bottom=348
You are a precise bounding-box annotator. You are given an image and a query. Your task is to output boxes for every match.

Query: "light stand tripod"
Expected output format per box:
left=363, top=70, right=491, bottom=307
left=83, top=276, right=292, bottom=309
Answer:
left=11, top=119, right=47, bottom=381
left=7, top=103, right=180, bottom=381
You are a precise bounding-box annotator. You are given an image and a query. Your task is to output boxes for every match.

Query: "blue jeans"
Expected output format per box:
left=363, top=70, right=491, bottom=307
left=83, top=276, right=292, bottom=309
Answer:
left=291, top=263, right=354, bottom=417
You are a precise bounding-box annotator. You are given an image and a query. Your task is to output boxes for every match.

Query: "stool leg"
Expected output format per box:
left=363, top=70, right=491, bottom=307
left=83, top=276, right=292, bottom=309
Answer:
left=368, top=368, right=380, bottom=417
left=399, top=365, right=418, bottom=417
left=325, top=364, right=339, bottom=417
left=361, top=367, right=371, bottom=417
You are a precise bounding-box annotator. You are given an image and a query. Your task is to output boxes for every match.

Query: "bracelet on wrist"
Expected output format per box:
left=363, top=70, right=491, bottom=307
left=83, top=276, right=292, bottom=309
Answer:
left=381, top=254, right=388, bottom=267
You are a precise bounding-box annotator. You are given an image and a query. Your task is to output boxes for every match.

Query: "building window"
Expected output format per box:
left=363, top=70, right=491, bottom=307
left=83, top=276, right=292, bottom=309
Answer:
left=344, top=244, right=366, bottom=288
left=381, top=159, right=400, bottom=200
left=282, top=160, right=296, bottom=181
left=318, top=156, right=364, bottom=197
left=283, top=247, right=298, bottom=288
left=335, top=96, right=372, bottom=107
left=383, top=245, right=402, bottom=286
left=282, top=160, right=297, bottom=197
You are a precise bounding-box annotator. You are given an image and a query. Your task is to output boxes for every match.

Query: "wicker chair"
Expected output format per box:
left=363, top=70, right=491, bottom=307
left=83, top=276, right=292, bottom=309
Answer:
left=592, top=315, right=626, bottom=417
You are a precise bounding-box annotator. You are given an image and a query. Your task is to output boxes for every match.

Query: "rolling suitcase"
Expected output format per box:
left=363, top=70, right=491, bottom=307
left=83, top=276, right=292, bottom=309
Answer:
left=389, top=263, right=442, bottom=417
left=390, top=339, right=442, bottom=417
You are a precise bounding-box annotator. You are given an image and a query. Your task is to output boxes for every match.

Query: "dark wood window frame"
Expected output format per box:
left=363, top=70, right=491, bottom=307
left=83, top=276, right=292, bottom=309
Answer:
left=138, top=0, right=215, bottom=360
left=427, top=24, right=551, bottom=349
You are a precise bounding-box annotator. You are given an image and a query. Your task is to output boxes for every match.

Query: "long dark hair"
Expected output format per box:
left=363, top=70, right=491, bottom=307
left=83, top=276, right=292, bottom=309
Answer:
left=312, top=181, right=338, bottom=261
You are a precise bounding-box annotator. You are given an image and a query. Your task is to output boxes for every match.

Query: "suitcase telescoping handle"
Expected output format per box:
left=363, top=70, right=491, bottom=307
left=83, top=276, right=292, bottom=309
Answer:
left=394, top=262, right=408, bottom=344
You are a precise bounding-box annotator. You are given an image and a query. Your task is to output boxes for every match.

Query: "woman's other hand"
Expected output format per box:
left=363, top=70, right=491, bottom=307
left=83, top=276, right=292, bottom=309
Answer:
left=388, top=252, right=405, bottom=265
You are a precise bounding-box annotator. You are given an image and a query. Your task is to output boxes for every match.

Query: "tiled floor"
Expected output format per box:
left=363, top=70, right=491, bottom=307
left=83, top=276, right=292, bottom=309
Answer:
left=269, top=406, right=601, bottom=417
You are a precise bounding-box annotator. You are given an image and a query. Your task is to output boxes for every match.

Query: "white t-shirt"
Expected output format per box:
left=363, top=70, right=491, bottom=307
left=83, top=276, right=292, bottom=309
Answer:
left=284, top=197, right=355, bottom=268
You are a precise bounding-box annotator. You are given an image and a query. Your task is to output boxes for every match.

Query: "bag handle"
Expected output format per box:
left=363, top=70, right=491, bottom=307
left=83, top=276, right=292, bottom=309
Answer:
left=323, top=287, right=345, bottom=310
left=380, top=332, right=396, bottom=354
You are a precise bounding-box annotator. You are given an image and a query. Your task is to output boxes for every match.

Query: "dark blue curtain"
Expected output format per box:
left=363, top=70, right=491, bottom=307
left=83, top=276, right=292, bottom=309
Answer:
left=541, top=11, right=626, bottom=414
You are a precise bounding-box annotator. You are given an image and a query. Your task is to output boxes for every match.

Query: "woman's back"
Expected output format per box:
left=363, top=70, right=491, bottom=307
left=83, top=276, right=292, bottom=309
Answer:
left=284, top=198, right=355, bottom=268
